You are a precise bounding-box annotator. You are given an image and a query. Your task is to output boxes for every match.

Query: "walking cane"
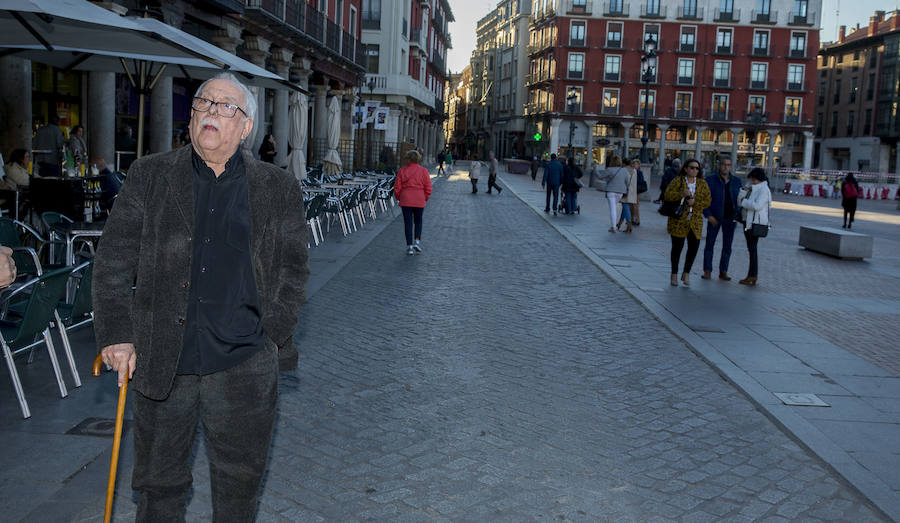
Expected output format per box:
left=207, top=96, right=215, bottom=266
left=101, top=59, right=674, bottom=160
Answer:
left=92, top=353, right=129, bottom=523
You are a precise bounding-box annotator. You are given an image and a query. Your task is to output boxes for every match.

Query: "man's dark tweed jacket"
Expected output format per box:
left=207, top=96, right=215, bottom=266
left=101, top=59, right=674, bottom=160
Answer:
left=92, top=145, right=309, bottom=400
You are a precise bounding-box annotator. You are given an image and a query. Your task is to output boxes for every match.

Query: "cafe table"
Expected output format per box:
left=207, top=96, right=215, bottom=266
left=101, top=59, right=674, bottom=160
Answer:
left=51, top=220, right=105, bottom=301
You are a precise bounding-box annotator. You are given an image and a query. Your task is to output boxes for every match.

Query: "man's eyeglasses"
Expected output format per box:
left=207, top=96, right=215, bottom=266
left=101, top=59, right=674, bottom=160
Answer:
left=191, top=97, right=247, bottom=118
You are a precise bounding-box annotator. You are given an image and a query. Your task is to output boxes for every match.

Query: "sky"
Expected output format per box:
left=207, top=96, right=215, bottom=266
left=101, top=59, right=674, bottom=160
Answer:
left=445, top=0, right=899, bottom=74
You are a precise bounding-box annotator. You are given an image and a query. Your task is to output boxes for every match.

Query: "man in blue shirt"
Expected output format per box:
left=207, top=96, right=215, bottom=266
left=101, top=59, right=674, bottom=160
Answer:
left=702, top=157, right=742, bottom=280
left=542, top=153, right=564, bottom=216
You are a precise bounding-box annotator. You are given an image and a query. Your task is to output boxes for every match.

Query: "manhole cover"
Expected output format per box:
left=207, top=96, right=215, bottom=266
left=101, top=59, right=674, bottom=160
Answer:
left=66, top=417, right=130, bottom=438
left=773, top=393, right=830, bottom=407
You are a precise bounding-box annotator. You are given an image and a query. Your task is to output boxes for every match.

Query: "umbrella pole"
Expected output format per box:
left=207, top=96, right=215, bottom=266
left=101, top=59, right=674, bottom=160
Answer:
left=136, top=61, right=147, bottom=159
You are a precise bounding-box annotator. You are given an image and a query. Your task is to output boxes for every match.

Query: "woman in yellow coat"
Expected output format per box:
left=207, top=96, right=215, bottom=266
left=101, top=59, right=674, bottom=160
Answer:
left=664, top=158, right=711, bottom=287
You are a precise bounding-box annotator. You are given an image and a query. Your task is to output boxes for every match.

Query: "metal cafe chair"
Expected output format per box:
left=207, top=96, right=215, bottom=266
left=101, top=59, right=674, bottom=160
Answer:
left=1, top=266, right=75, bottom=418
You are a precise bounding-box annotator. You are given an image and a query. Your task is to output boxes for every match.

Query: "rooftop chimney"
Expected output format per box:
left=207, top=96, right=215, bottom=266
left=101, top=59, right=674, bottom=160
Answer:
left=839, top=25, right=846, bottom=42
left=875, top=10, right=886, bottom=22
left=869, top=15, right=878, bottom=36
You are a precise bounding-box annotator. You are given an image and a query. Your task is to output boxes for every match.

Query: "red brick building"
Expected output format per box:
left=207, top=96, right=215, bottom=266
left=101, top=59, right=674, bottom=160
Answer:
left=525, top=0, right=820, bottom=172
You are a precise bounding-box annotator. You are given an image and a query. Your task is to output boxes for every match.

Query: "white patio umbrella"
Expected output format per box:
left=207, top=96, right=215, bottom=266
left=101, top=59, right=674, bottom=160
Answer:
left=322, top=96, right=343, bottom=175
left=285, top=91, right=308, bottom=182
left=1, top=0, right=303, bottom=159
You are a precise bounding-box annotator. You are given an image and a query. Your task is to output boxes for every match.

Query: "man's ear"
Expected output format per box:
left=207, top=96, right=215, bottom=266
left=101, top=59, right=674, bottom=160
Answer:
left=241, top=118, right=254, bottom=141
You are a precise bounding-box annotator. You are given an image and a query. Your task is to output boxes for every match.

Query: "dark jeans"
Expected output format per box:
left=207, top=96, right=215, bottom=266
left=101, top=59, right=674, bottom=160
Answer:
left=132, top=345, right=278, bottom=522
left=470, top=179, right=478, bottom=193
left=703, top=218, right=737, bottom=273
left=487, top=174, right=502, bottom=193
left=843, top=198, right=857, bottom=226
left=564, top=191, right=578, bottom=214
left=744, top=230, right=760, bottom=277
left=401, top=206, right=424, bottom=245
left=671, top=230, right=701, bottom=275
left=545, top=184, right=560, bottom=211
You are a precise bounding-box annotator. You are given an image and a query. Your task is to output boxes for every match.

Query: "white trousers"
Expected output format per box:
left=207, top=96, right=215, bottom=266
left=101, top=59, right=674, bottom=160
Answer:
left=606, top=192, right=622, bottom=228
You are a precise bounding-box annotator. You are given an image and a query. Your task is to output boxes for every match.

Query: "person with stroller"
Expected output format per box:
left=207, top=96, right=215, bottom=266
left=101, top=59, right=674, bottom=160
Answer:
left=561, top=157, right=582, bottom=215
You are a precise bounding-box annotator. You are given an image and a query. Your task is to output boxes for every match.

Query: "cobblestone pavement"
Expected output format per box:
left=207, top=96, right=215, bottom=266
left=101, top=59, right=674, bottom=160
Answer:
left=263, top=174, right=883, bottom=521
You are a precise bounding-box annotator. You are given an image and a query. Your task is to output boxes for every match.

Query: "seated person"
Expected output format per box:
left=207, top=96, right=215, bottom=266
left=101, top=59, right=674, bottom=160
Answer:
left=93, top=158, right=123, bottom=212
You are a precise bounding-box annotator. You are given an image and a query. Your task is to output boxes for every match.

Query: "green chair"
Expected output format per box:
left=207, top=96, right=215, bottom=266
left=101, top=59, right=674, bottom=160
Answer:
left=54, top=260, right=93, bottom=382
left=1, top=266, right=75, bottom=418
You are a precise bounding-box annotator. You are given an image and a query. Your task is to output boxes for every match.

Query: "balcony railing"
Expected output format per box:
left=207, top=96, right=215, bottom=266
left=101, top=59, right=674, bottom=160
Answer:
left=633, top=103, right=656, bottom=117
left=788, top=12, right=816, bottom=26
left=640, top=4, right=666, bottom=18
left=708, top=108, right=734, bottom=121
left=604, top=70, right=621, bottom=82
left=567, top=69, right=584, bottom=80
left=749, top=44, right=770, bottom=57
left=605, top=39, right=623, bottom=49
left=568, top=38, right=587, bottom=48
left=245, top=0, right=365, bottom=70
left=786, top=45, right=807, bottom=58
left=603, top=1, right=629, bottom=16
left=781, top=113, right=811, bottom=125
left=713, top=44, right=734, bottom=55
left=711, top=75, right=732, bottom=88
left=744, top=111, right=769, bottom=123
left=748, top=77, right=768, bottom=90
left=564, top=0, right=592, bottom=15
left=751, top=10, right=777, bottom=23
left=677, top=6, right=704, bottom=19
left=599, top=101, right=619, bottom=115
left=785, top=80, right=805, bottom=92
left=678, top=42, right=696, bottom=53
left=430, top=49, right=445, bottom=73
left=713, top=8, right=740, bottom=22
left=410, top=28, right=425, bottom=50
left=670, top=107, right=695, bottom=119
left=635, top=70, right=657, bottom=83
left=674, top=73, right=694, bottom=86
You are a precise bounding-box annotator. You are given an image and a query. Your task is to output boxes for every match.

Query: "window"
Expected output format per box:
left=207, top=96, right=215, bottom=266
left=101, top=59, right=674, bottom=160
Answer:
left=566, top=86, right=583, bottom=112
left=682, top=0, right=697, bottom=18
left=602, top=88, right=619, bottom=114
left=714, top=60, right=731, bottom=86
left=608, top=0, right=624, bottom=14
left=675, top=92, right=692, bottom=118
left=787, top=64, right=804, bottom=90
left=644, top=24, right=660, bottom=47
left=570, top=21, right=586, bottom=46
left=793, top=0, right=808, bottom=18
left=790, top=32, right=807, bottom=57
left=712, top=94, right=729, bottom=119
left=571, top=0, right=587, bottom=11
left=748, top=95, right=765, bottom=115
left=753, top=31, right=769, bottom=55
left=864, top=109, right=872, bottom=135
left=716, top=28, right=732, bottom=53
left=645, top=0, right=661, bottom=16
left=757, top=0, right=770, bottom=14
left=834, top=79, right=841, bottom=103
left=818, top=84, right=825, bottom=105
left=830, top=111, right=838, bottom=136
left=847, top=110, right=855, bottom=134
left=867, top=73, right=875, bottom=100
left=784, top=98, right=801, bottom=123
left=720, top=0, right=733, bottom=13
left=680, top=26, right=696, bottom=51
left=606, top=22, right=623, bottom=48
left=605, top=55, right=621, bottom=80
left=568, top=53, right=584, bottom=79
left=639, top=89, right=656, bottom=115
left=750, top=62, right=767, bottom=88
left=364, top=44, right=380, bottom=73
left=850, top=77, right=858, bottom=102
left=362, top=0, right=381, bottom=29
left=678, top=58, right=694, bottom=84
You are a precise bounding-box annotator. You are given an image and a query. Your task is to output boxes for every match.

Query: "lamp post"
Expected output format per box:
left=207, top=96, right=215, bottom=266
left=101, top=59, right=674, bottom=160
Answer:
left=354, top=79, right=365, bottom=171
left=746, top=110, right=766, bottom=168
left=566, top=87, right=578, bottom=160
left=365, top=77, right=376, bottom=169
left=639, top=35, right=657, bottom=164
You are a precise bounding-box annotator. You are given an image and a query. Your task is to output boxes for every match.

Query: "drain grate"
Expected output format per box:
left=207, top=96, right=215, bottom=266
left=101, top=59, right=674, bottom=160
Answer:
left=66, top=417, right=130, bottom=438
left=773, top=392, right=830, bottom=407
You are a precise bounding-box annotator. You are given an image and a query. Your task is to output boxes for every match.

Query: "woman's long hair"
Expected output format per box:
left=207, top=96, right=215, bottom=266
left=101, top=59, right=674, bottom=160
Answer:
left=678, top=158, right=701, bottom=178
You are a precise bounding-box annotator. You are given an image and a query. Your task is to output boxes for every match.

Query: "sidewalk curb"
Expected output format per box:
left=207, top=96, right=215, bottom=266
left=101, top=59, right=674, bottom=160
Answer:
left=500, top=174, right=898, bottom=522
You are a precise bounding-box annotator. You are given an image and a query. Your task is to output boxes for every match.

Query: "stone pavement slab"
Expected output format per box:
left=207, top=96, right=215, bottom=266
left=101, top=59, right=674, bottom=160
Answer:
left=501, top=167, right=900, bottom=521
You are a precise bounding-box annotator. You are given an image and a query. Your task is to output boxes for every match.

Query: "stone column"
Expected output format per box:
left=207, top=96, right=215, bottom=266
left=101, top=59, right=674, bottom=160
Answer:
left=88, top=72, right=115, bottom=167
left=621, top=122, right=634, bottom=158
left=312, top=84, right=329, bottom=161
left=270, top=47, right=294, bottom=167
left=657, top=124, right=669, bottom=179
left=149, top=76, right=173, bottom=154
left=730, top=127, right=742, bottom=169
left=242, top=35, right=271, bottom=158
left=583, top=120, right=597, bottom=169
left=549, top=118, right=562, bottom=155
left=291, top=56, right=313, bottom=91
left=211, top=21, right=243, bottom=55
left=766, top=130, right=778, bottom=170
left=0, top=57, right=32, bottom=158
left=694, top=126, right=706, bottom=161
left=802, top=131, right=814, bottom=173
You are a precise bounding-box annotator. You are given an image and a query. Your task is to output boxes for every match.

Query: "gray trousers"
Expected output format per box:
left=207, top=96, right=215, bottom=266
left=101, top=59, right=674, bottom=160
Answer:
left=132, top=344, right=278, bottom=522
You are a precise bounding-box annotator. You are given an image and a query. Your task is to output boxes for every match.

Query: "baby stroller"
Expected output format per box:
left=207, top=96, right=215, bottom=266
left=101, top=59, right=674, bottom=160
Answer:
left=557, top=192, right=581, bottom=215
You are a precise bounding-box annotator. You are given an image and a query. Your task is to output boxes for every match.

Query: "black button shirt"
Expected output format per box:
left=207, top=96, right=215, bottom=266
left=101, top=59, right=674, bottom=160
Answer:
left=723, top=176, right=735, bottom=220
left=177, top=149, right=265, bottom=375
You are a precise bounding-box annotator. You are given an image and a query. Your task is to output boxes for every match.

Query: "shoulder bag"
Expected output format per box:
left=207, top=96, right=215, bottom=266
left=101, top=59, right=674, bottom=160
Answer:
left=657, top=177, right=685, bottom=218
left=748, top=195, right=770, bottom=237
left=636, top=170, right=648, bottom=194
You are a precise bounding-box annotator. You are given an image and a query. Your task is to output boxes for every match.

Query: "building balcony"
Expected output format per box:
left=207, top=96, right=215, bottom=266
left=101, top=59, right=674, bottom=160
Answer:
left=526, top=70, right=556, bottom=85
left=430, top=49, right=445, bottom=73
left=785, top=45, right=808, bottom=58
left=410, top=28, right=426, bottom=51
left=524, top=102, right=553, bottom=116
left=670, top=107, right=695, bottom=120
left=751, top=10, right=777, bottom=24
left=530, top=4, right=557, bottom=24
left=244, top=0, right=365, bottom=70
left=598, top=102, right=619, bottom=115
left=603, top=71, right=622, bottom=82
left=744, top=111, right=769, bottom=124
left=748, top=44, right=771, bottom=57
left=785, top=81, right=806, bottom=92
left=563, top=0, right=592, bottom=15
left=710, top=75, right=732, bottom=88
left=676, top=6, right=704, bottom=20
left=788, top=12, right=816, bottom=26
left=707, top=108, right=734, bottom=121
left=364, top=73, right=435, bottom=107
left=632, top=103, right=656, bottom=117
left=602, top=1, right=629, bottom=17
left=781, top=113, right=811, bottom=125
left=634, top=70, right=658, bottom=84
left=639, top=4, right=667, bottom=18
left=567, top=37, right=588, bottom=49
left=527, top=38, right=555, bottom=56
left=604, top=39, right=623, bottom=50
left=713, top=8, right=740, bottom=22
left=712, top=44, right=734, bottom=56
left=677, top=42, right=696, bottom=53
left=746, top=77, right=768, bottom=90
left=673, top=73, right=694, bottom=87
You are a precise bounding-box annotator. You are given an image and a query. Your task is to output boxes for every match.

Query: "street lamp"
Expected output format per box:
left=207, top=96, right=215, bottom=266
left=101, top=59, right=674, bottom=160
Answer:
left=566, top=86, right=578, bottom=160
left=355, top=79, right=365, bottom=171
left=365, top=77, right=376, bottom=169
left=639, top=35, right=657, bottom=164
left=746, top=110, right=766, bottom=168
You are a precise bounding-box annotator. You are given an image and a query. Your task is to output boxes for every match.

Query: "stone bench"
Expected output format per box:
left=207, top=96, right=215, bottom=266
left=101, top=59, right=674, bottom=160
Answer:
left=798, top=226, right=873, bottom=260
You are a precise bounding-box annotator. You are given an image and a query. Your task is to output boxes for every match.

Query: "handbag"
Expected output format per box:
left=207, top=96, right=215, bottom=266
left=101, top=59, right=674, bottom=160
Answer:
left=658, top=198, right=685, bottom=218
left=750, top=223, right=769, bottom=237
left=636, top=170, right=648, bottom=193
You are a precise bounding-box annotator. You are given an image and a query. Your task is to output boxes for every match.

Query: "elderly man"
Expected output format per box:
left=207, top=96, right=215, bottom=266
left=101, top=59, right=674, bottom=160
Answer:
left=702, top=157, right=742, bottom=280
left=93, top=73, right=309, bottom=521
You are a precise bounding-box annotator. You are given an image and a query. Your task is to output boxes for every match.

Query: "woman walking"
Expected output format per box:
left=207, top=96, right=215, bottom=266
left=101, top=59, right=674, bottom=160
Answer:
left=738, top=168, right=772, bottom=286
left=664, top=158, right=711, bottom=287
left=616, top=159, right=637, bottom=233
left=394, top=150, right=433, bottom=254
left=469, top=158, right=481, bottom=194
left=599, top=155, right=629, bottom=233
left=841, top=173, right=861, bottom=229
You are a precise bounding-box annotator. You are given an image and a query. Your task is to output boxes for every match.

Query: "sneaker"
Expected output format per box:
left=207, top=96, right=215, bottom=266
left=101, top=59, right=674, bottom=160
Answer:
left=407, top=246, right=415, bottom=255
left=413, top=241, right=422, bottom=253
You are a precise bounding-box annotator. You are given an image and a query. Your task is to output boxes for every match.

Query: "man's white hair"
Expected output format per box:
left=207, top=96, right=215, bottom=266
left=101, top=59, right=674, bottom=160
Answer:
left=193, top=72, right=257, bottom=123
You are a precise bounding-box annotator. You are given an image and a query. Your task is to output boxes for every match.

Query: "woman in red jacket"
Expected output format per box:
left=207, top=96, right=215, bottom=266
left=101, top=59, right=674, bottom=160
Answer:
left=394, top=149, right=433, bottom=254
